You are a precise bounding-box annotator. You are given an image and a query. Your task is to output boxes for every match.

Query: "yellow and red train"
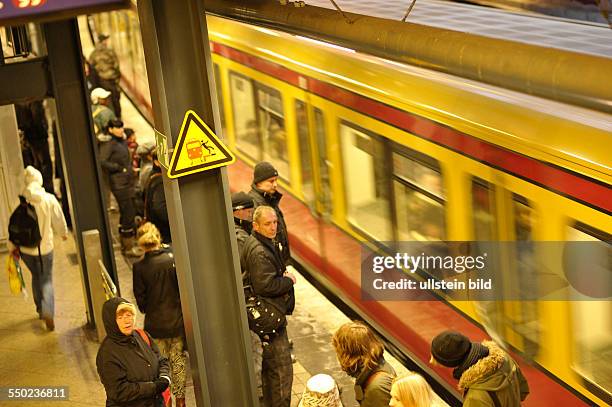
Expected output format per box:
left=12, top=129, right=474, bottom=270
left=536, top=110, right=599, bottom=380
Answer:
left=91, top=7, right=611, bottom=406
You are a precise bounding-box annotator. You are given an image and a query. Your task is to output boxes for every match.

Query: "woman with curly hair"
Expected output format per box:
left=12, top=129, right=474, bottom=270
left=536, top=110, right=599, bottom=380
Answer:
left=332, top=321, right=396, bottom=407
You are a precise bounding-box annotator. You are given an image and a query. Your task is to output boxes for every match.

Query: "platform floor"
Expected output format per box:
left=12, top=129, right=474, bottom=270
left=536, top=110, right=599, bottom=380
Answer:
left=0, top=92, right=420, bottom=406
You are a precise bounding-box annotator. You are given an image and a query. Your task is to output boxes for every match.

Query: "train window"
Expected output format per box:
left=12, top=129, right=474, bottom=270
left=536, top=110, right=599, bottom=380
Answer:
left=392, top=152, right=445, bottom=241
left=228, top=73, right=289, bottom=181
left=340, top=123, right=392, bottom=241
left=213, top=64, right=226, bottom=132
left=229, top=73, right=259, bottom=159
left=256, top=84, right=289, bottom=180
left=472, top=178, right=496, bottom=241
left=513, top=194, right=534, bottom=241
left=314, top=108, right=332, bottom=214
left=295, top=100, right=313, bottom=202
left=567, top=225, right=611, bottom=400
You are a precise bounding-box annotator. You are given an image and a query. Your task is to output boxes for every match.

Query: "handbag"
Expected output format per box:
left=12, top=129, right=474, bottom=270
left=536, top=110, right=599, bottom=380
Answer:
left=244, top=285, right=286, bottom=338
left=135, top=329, right=171, bottom=407
left=6, top=255, right=26, bottom=295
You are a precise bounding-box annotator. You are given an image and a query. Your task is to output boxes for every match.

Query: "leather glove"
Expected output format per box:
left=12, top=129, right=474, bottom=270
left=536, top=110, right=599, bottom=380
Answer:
left=154, top=378, right=169, bottom=393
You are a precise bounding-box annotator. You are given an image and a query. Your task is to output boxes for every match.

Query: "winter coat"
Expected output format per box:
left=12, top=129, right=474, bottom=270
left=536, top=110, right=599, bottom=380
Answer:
left=8, top=166, right=67, bottom=256
left=249, top=185, right=291, bottom=264
left=133, top=248, right=184, bottom=339
left=459, top=341, right=530, bottom=407
left=354, top=358, right=396, bottom=407
left=89, top=44, right=121, bottom=81
left=144, top=167, right=170, bottom=243
left=241, top=231, right=295, bottom=317
left=100, top=136, right=134, bottom=192
left=96, top=298, right=170, bottom=407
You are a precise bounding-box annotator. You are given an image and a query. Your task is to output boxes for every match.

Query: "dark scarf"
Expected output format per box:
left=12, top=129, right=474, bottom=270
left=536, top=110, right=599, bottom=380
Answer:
left=251, top=183, right=282, bottom=207
left=234, top=217, right=252, bottom=235
left=453, top=342, right=490, bottom=380
left=253, top=231, right=284, bottom=271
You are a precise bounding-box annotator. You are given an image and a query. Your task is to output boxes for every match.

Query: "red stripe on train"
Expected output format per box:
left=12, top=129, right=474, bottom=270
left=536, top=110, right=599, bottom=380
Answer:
left=212, top=41, right=611, bottom=213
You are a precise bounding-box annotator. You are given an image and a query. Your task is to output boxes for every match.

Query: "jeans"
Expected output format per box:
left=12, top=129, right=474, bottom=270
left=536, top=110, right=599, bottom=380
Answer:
left=21, top=252, right=54, bottom=319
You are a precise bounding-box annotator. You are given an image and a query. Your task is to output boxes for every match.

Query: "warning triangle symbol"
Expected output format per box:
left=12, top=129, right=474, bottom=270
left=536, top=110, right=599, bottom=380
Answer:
left=167, top=110, right=235, bottom=179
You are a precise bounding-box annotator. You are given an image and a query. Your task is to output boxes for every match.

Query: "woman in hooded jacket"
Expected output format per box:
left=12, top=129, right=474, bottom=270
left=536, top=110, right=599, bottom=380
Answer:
left=96, top=297, right=171, bottom=407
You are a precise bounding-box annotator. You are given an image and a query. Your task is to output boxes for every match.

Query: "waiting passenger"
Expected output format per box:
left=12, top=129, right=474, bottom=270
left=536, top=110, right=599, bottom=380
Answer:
left=133, top=223, right=186, bottom=407
left=298, top=373, right=343, bottom=407
left=242, top=205, right=296, bottom=407
left=231, top=192, right=264, bottom=401
left=332, top=321, right=396, bottom=407
left=89, top=33, right=122, bottom=118
left=143, top=150, right=171, bottom=243
left=91, top=87, right=116, bottom=138
left=430, top=331, right=529, bottom=407
left=389, top=372, right=434, bottom=407
left=96, top=297, right=171, bottom=407
left=99, top=119, right=140, bottom=256
left=249, top=162, right=291, bottom=264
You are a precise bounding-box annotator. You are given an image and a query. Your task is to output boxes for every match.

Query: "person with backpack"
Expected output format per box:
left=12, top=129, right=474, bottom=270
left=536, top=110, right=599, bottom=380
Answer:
left=430, top=331, right=529, bottom=407
left=7, top=166, right=67, bottom=331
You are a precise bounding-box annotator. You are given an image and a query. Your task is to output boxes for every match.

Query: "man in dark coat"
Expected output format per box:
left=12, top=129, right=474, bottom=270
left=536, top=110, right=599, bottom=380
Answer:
left=99, top=119, right=139, bottom=255
left=96, top=297, right=170, bottom=407
left=248, top=162, right=291, bottom=264
left=231, top=192, right=264, bottom=401
left=430, top=331, right=529, bottom=407
left=143, top=154, right=170, bottom=243
left=241, top=205, right=296, bottom=407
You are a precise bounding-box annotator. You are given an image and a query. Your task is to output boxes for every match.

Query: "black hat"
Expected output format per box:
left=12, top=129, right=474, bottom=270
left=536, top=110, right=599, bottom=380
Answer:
left=108, top=119, right=124, bottom=129
left=98, top=33, right=110, bottom=42
left=231, top=192, right=254, bottom=211
left=253, top=162, right=278, bottom=184
left=431, top=330, right=472, bottom=367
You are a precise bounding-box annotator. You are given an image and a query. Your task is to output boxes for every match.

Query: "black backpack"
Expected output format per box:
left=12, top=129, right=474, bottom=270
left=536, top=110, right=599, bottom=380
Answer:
left=8, top=195, right=42, bottom=248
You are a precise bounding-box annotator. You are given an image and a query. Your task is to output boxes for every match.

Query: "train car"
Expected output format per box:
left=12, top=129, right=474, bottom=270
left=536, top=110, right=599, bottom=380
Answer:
left=90, top=6, right=611, bottom=406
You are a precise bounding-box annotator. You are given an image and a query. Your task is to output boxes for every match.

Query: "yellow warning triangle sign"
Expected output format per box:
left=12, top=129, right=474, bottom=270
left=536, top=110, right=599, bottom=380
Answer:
left=167, top=110, right=235, bottom=179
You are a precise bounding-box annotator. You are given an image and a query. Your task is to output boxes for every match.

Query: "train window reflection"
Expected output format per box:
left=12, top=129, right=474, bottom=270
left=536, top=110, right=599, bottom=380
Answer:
left=295, top=100, right=313, bottom=202
left=392, top=152, right=445, bottom=241
left=314, top=108, right=332, bottom=214
left=229, top=73, right=259, bottom=159
left=213, top=64, right=226, bottom=132
left=567, top=225, right=611, bottom=398
left=472, top=178, right=496, bottom=241
left=228, top=73, right=289, bottom=181
left=340, top=123, right=391, bottom=241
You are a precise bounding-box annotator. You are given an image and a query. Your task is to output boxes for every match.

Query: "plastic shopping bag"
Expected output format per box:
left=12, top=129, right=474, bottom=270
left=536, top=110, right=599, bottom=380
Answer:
left=6, top=255, right=26, bottom=295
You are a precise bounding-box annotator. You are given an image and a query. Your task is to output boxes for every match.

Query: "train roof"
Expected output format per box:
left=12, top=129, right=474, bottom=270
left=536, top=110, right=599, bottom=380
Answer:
left=306, top=0, right=612, bottom=59
left=208, top=15, right=611, bottom=184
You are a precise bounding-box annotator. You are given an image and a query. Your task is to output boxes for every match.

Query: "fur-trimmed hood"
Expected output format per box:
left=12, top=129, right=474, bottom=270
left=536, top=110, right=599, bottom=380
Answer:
left=458, top=341, right=516, bottom=391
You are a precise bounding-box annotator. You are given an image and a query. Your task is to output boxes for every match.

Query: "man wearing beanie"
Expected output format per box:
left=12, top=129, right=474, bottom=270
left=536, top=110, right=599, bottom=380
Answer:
left=249, top=162, right=291, bottom=264
left=430, top=331, right=529, bottom=406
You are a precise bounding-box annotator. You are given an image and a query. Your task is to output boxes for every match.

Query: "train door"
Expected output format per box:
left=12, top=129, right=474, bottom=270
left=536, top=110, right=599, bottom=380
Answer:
left=471, top=177, right=540, bottom=359
left=295, top=98, right=332, bottom=266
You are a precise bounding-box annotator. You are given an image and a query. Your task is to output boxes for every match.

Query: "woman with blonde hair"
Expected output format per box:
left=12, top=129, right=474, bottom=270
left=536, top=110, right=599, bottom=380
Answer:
left=389, top=372, right=433, bottom=407
left=133, top=223, right=186, bottom=407
left=332, top=321, right=396, bottom=406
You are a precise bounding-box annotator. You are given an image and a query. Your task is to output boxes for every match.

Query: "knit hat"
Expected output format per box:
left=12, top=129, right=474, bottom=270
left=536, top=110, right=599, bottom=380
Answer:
left=298, top=374, right=343, bottom=407
left=253, top=162, right=278, bottom=184
left=108, top=119, right=124, bottom=129
left=231, top=192, right=254, bottom=211
left=431, top=330, right=471, bottom=367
